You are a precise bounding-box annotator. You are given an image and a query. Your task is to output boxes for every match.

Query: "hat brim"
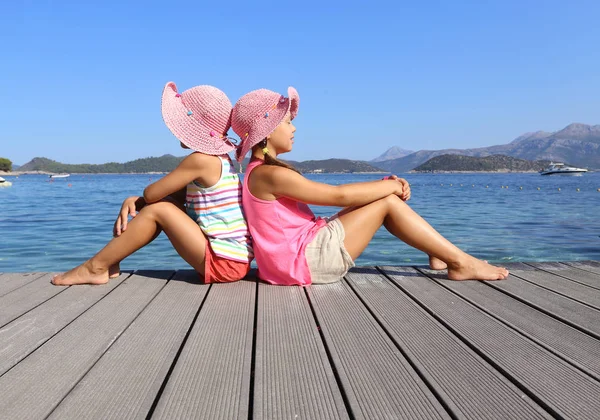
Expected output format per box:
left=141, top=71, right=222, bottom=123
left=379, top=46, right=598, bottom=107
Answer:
left=161, top=82, right=235, bottom=156
left=236, top=86, right=300, bottom=162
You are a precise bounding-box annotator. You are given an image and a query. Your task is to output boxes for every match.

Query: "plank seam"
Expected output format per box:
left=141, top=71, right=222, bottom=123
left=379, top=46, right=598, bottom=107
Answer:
left=303, top=285, right=357, bottom=420
left=0, top=272, right=47, bottom=298
left=0, top=272, right=134, bottom=380
left=1, top=280, right=71, bottom=329
left=523, top=262, right=600, bottom=291
left=145, top=281, right=214, bottom=419
left=417, top=268, right=600, bottom=382
left=506, top=271, right=600, bottom=311
left=376, top=267, right=562, bottom=419
left=44, top=271, right=175, bottom=419
left=561, top=262, right=600, bottom=277
left=247, top=277, right=258, bottom=420
left=349, top=269, right=460, bottom=420
left=482, top=278, right=600, bottom=341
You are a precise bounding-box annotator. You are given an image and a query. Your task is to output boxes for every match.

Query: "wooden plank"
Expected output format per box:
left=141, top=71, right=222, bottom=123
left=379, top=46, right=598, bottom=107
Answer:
left=427, top=270, right=600, bottom=381
left=506, top=264, right=600, bottom=309
left=0, top=271, right=172, bottom=420
left=526, top=262, right=600, bottom=290
left=48, top=271, right=207, bottom=419
left=253, top=283, right=349, bottom=420
left=380, top=266, right=600, bottom=419
left=0, top=272, right=45, bottom=297
left=309, top=271, right=456, bottom=419
left=485, top=269, right=600, bottom=339
left=339, top=268, right=549, bottom=419
left=0, top=272, right=129, bottom=376
left=151, top=279, right=255, bottom=420
left=563, top=260, right=600, bottom=276
left=0, top=274, right=66, bottom=327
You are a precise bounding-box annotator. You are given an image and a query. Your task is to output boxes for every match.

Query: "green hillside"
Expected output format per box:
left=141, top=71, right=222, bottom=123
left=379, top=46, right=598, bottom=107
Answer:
left=413, top=154, right=552, bottom=172
left=295, top=159, right=385, bottom=173
left=18, top=155, right=184, bottom=173
left=17, top=156, right=384, bottom=174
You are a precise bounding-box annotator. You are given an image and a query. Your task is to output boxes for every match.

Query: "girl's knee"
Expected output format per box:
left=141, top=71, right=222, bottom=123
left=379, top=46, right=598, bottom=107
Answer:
left=383, top=194, right=404, bottom=207
left=140, top=200, right=180, bottom=219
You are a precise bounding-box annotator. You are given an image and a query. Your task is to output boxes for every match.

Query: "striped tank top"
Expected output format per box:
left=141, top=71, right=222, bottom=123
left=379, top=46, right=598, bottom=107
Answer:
left=186, top=155, right=253, bottom=263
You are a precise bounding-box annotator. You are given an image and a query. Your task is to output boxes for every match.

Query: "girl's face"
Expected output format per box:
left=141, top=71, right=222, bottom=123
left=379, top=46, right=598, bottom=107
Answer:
left=267, top=114, right=296, bottom=155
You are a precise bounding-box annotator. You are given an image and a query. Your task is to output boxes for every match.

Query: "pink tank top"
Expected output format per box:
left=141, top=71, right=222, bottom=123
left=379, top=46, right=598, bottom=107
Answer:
left=242, top=159, right=326, bottom=286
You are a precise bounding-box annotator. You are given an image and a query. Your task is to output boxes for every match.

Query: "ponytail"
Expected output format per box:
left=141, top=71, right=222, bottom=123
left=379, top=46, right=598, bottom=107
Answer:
left=259, top=140, right=302, bottom=174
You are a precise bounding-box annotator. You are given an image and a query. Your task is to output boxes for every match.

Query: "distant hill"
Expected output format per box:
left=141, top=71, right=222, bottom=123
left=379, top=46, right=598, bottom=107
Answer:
left=413, top=154, right=551, bottom=172
left=294, top=159, right=384, bottom=173
left=371, top=146, right=414, bottom=162
left=17, top=156, right=384, bottom=174
left=376, top=123, right=600, bottom=172
left=18, top=155, right=185, bottom=174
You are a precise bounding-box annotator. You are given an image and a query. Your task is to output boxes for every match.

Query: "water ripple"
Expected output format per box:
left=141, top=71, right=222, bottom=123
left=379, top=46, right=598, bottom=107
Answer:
left=1, top=173, right=599, bottom=271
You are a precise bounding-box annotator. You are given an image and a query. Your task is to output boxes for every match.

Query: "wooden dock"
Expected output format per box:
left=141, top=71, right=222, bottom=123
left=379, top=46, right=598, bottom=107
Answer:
left=1, top=261, right=600, bottom=419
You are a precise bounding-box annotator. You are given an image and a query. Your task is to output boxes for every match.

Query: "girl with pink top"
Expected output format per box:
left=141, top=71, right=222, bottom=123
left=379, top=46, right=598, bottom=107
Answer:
left=52, top=82, right=253, bottom=286
left=232, top=87, right=509, bottom=286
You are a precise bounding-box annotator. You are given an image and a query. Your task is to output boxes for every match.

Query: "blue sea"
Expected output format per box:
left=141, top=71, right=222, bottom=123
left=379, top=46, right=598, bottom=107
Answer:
left=1, top=172, right=599, bottom=272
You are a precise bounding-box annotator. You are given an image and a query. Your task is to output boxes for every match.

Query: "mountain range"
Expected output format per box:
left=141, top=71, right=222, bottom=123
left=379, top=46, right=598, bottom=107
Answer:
left=8, top=123, right=599, bottom=174
left=371, top=146, right=414, bottom=162
left=14, top=156, right=385, bottom=174
left=374, top=123, right=600, bottom=172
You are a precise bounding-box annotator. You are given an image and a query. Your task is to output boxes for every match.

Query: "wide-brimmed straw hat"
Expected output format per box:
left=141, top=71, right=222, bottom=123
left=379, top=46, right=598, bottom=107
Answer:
left=232, top=87, right=299, bottom=162
left=161, top=82, right=236, bottom=155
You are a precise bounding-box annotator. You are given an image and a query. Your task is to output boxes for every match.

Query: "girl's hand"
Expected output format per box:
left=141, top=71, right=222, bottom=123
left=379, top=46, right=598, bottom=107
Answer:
left=113, top=196, right=141, bottom=237
left=385, top=175, right=411, bottom=201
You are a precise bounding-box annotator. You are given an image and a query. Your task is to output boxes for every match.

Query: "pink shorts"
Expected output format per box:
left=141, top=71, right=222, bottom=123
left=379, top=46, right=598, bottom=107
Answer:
left=203, top=242, right=251, bottom=284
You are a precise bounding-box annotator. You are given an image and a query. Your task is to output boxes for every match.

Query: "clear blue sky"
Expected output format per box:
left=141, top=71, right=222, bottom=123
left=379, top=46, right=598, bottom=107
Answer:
left=2, top=0, right=599, bottom=165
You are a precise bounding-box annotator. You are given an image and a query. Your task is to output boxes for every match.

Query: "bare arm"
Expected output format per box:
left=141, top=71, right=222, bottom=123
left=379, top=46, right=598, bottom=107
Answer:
left=143, top=153, right=220, bottom=204
left=251, top=165, right=407, bottom=207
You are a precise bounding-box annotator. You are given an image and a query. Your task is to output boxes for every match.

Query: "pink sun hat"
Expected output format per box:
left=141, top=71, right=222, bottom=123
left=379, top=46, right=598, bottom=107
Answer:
left=232, top=86, right=299, bottom=162
left=161, top=82, right=236, bottom=155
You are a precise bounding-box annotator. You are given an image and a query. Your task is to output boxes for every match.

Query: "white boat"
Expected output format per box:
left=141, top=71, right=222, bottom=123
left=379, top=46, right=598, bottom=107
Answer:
left=0, top=176, right=12, bottom=187
left=540, top=162, right=588, bottom=176
left=49, top=173, right=70, bottom=179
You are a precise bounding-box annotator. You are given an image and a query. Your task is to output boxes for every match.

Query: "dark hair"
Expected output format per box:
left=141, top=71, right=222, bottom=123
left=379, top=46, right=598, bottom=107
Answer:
left=259, top=139, right=301, bottom=174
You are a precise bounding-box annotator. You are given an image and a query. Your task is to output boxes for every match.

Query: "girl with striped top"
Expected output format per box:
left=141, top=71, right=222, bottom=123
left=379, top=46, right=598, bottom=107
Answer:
left=52, top=82, right=253, bottom=286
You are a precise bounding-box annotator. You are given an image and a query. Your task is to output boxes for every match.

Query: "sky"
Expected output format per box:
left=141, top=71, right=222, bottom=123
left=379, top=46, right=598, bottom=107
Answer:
left=1, top=0, right=599, bottom=165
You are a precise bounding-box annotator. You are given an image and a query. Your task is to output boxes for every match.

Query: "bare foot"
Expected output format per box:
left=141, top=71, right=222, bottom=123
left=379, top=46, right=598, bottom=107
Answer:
left=109, top=263, right=120, bottom=279
left=447, top=257, right=509, bottom=281
left=52, top=261, right=110, bottom=286
left=429, top=255, right=447, bottom=270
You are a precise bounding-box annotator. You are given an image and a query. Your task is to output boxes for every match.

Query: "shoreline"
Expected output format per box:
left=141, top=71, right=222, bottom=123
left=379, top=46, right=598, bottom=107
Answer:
left=0, top=171, right=168, bottom=176
left=2, top=170, right=595, bottom=176
left=409, top=170, right=544, bottom=174
left=2, top=171, right=390, bottom=176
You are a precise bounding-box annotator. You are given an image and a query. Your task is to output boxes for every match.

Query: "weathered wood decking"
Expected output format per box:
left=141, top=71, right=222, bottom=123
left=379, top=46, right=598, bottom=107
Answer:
left=1, top=261, right=600, bottom=419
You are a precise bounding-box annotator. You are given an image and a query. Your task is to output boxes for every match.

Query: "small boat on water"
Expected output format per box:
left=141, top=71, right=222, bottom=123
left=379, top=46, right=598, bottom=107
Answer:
left=540, top=162, right=588, bottom=176
left=49, top=173, right=70, bottom=179
left=0, top=176, right=12, bottom=187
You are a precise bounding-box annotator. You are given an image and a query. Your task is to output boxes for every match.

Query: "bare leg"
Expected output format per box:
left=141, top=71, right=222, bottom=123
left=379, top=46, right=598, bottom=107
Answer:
left=108, top=229, right=161, bottom=279
left=108, top=264, right=121, bottom=279
left=338, top=206, right=446, bottom=270
left=337, top=195, right=508, bottom=281
left=429, top=256, right=447, bottom=270
left=52, top=202, right=208, bottom=285
left=429, top=256, right=487, bottom=270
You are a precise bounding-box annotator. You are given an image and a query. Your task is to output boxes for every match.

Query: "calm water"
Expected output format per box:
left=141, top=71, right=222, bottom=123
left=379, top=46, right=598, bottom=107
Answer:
left=1, top=172, right=599, bottom=272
